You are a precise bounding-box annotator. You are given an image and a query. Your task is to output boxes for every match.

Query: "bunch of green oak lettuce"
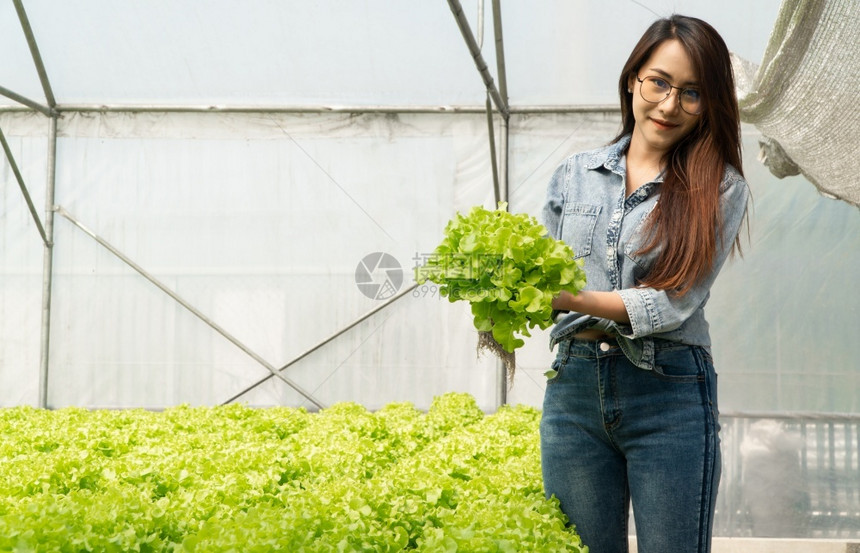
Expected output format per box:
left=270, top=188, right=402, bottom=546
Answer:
left=416, top=203, right=586, bottom=371
left=0, top=394, right=587, bottom=552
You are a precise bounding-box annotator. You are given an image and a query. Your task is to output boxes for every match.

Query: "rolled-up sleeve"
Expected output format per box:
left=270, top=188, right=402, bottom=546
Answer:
left=542, top=161, right=568, bottom=240
left=615, top=173, right=750, bottom=339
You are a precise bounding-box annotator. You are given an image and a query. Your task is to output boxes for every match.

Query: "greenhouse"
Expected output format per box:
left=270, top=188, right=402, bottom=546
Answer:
left=1, top=0, right=858, bottom=550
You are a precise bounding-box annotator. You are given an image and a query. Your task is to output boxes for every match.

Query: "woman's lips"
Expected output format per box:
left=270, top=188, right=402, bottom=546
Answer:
left=651, top=117, right=679, bottom=131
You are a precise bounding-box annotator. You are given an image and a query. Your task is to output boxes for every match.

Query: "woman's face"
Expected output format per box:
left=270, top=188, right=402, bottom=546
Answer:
left=628, top=39, right=701, bottom=157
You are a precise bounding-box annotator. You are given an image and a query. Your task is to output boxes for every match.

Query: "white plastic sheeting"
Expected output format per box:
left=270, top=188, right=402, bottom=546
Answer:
left=1, top=109, right=503, bottom=410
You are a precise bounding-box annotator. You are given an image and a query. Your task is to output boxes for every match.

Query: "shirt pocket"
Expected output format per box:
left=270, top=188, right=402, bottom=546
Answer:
left=561, top=202, right=601, bottom=259
left=623, top=204, right=660, bottom=273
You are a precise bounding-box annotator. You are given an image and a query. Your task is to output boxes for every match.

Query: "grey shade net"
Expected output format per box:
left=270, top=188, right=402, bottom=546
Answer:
left=732, top=0, right=860, bottom=207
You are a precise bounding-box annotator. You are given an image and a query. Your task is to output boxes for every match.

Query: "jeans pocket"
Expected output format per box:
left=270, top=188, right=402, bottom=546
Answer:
left=652, top=345, right=702, bottom=383
left=545, top=358, right=564, bottom=384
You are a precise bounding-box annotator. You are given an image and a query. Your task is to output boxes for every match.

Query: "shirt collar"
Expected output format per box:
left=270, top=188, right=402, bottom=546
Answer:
left=585, top=134, right=666, bottom=185
left=585, top=134, right=631, bottom=172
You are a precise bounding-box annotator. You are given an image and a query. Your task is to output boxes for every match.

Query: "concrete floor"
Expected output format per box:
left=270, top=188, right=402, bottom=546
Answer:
left=627, top=538, right=860, bottom=553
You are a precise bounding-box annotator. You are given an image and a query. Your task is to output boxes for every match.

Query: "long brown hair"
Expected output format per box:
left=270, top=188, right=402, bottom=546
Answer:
left=615, top=15, right=744, bottom=296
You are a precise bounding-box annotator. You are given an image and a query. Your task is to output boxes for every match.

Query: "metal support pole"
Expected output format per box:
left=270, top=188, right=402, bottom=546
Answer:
left=447, top=0, right=509, bottom=118
left=13, top=0, right=57, bottom=109
left=500, top=113, right=509, bottom=203
left=38, top=116, right=58, bottom=408
left=54, top=206, right=326, bottom=410
left=496, top=116, right=510, bottom=409
left=491, top=0, right=510, bottom=408
left=491, top=0, right=508, bottom=108
left=485, top=95, right=501, bottom=206
left=490, top=0, right=510, bottom=206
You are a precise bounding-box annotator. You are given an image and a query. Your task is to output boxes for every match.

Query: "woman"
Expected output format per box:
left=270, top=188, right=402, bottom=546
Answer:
left=540, top=15, right=749, bottom=553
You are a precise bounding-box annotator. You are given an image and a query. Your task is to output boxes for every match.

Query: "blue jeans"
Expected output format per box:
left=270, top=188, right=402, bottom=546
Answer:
left=541, top=338, right=721, bottom=553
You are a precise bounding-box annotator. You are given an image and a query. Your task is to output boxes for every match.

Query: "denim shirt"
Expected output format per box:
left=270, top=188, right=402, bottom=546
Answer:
left=542, top=135, right=750, bottom=371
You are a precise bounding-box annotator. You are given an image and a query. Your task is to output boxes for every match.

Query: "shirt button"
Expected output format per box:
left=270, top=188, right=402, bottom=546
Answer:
left=600, top=342, right=611, bottom=352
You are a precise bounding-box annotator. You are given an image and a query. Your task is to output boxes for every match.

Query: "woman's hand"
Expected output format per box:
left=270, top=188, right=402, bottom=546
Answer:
left=551, top=290, right=577, bottom=311
left=551, top=289, right=631, bottom=324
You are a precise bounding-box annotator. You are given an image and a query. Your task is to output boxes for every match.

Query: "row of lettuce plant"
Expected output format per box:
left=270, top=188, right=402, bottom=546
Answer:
left=0, top=393, right=586, bottom=552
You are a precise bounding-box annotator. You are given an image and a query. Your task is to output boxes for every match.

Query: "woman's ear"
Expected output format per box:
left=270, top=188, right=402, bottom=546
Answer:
left=627, top=74, right=636, bottom=94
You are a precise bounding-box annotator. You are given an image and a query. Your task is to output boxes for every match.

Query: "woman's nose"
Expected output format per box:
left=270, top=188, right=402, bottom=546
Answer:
left=658, top=89, right=683, bottom=114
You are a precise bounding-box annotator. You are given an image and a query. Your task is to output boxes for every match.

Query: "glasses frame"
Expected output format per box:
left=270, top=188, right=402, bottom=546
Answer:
left=635, top=75, right=703, bottom=116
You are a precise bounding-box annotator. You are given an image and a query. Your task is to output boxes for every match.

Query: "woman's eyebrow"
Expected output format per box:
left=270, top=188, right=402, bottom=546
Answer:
left=647, top=67, right=699, bottom=87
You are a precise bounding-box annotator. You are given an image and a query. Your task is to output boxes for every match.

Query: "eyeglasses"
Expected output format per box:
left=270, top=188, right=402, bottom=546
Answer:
left=635, top=75, right=702, bottom=115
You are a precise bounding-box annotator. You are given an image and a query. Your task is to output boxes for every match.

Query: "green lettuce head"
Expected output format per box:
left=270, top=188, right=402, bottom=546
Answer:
left=416, top=203, right=586, bottom=379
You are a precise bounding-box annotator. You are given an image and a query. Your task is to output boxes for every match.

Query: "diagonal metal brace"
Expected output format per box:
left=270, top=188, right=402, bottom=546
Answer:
left=222, top=282, right=419, bottom=405
left=0, top=85, right=55, bottom=117
left=55, top=206, right=326, bottom=409
left=13, top=0, right=57, bottom=109
left=0, top=125, right=50, bottom=246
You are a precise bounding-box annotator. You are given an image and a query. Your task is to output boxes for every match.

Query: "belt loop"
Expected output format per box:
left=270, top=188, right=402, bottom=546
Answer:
left=560, top=339, right=573, bottom=364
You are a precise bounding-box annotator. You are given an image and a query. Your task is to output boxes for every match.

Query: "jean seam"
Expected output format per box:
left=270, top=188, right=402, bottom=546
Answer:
left=599, top=356, right=624, bottom=450
left=695, top=346, right=718, bottom=553
left=622, top=485, right=630, bottom=553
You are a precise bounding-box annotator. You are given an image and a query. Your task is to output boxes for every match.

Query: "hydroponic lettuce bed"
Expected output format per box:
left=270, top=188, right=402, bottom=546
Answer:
left=0, top=393, right=587, bottom=552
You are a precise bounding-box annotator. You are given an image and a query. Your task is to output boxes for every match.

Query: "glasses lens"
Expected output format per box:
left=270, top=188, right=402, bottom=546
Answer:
left=679, top=90, right=702, bottom=115
left=640, top=77, right=702, bottom=115
left=641, top=77, right=668, bottom=103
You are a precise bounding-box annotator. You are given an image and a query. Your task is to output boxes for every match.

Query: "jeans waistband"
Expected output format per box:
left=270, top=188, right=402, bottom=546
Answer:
left=558, top=336, right=690, bottom=358
left=558, top=336, right=621, bottom=357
